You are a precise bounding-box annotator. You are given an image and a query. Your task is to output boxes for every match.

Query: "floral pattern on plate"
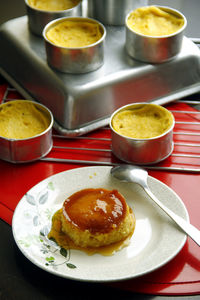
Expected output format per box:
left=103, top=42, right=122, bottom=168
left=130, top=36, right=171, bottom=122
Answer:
left=12, top=166, right=188, bottom=282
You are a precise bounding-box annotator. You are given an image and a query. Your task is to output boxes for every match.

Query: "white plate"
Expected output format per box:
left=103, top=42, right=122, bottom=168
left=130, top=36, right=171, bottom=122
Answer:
left=12, top=166, right=189, bottom=282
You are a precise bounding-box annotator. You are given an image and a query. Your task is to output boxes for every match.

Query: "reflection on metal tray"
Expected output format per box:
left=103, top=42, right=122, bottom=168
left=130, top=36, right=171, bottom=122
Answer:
left=0, top=16, right=200, bottom=136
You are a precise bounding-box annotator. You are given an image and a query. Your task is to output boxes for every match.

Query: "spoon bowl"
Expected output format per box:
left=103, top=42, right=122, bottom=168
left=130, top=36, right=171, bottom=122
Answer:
left=111, top=164, right=148, bottom=187
left=111, top=164, right=200, bottom=246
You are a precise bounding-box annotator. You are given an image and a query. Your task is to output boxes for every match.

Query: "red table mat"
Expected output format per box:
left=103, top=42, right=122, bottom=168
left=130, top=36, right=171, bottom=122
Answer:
left=0, top=83, right=200, bottom=295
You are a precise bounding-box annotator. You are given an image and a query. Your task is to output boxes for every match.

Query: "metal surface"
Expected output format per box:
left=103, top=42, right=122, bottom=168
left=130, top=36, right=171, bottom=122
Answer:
left=43, top=17, right=106, bottom=73
left=0, top=100, right=53, bottom=163
left=110, top=103, right=175, bottom=165
left=25, top=0, right=82, bottom=36
left=0, top=16, right=200, bottom=136
left=125, top=6, right=187, bottom=63
left=86, top=0, right=147, bottom=25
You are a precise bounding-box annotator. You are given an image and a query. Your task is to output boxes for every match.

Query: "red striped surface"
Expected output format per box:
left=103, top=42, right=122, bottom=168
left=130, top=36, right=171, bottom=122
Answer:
left=0, top=83, right=200, bottom=295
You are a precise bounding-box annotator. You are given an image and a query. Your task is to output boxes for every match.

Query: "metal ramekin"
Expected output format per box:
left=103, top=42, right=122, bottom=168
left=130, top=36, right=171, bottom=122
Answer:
left=25, top=0, right=82, bottom=36
left=87, top=0, right=148, bottom=25
left=125, top=6, right=187, bottom=63
left=110, top=103, right=175, bottom=165
left=43, top=17, right=106, bottom=74
left=0, top=100, right=53, bottom=163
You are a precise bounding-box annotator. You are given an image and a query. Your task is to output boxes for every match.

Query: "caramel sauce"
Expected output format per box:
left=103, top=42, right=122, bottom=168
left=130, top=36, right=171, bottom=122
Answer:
left=48, top=209, right=135, bottom=256
left=62, top=188, right=127, bottom=234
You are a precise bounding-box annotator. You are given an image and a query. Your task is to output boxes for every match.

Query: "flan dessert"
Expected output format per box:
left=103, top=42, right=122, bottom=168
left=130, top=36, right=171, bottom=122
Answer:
left=28, top=0, right=80, bottom=11
left=46, top=19, right=103, bottom=48
left=0, top=100, right=50, bottom=139
left=48, top=188, right=135, bottom=255
left=111, top=104, right=174, bottom=139
left=127, top=6, right=185, bottom=36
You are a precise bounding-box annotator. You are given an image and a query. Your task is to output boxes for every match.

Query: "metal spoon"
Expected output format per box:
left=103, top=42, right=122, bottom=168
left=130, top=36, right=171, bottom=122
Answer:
left=111, top=164, right=200, bottom=246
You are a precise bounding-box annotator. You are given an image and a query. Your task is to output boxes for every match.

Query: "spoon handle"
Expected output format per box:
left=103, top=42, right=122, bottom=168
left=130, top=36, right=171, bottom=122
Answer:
left=144, top=186, right=200, bottom=247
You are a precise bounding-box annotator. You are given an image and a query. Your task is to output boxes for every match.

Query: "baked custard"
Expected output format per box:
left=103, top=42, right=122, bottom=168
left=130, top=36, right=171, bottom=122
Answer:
left=0, top=100, right=50, bottom=140
left=28, top=0, right=80, bottom=11
left=112, top=104, right=174, bottom=139
left=46, top=19, right=103, bottom=48
left=48, top=188, right=135, bottom=255
left=127, top=6, right=185, bottom=36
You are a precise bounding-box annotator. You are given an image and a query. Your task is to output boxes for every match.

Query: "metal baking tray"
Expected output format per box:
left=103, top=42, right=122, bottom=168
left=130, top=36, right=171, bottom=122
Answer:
left=1, top=16, right=200, bottom=136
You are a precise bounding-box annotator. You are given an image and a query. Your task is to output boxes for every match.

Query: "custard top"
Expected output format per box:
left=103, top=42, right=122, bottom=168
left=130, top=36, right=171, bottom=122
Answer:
left=28, top=0, right=80, bottom=11
left=46, top=20, right=103, bottom=48
left=62, top=188, right=127, bottom=233
left=0, top=100, right=50, bottom=139
left=112, top=104, right=173, bottom=139
left=127, top=6, right=185, bottom=36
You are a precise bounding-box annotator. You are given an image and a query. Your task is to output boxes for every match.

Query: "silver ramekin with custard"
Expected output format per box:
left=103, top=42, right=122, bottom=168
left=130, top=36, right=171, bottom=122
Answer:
left=110, top=103, right=175, bottom=165
left=25, top=0, right=82, bottom=36
left=0, top=100, right=53, bottom=163
left=125, top=5, right=187, bottom=63
left=43, top=16, right=106, bottom=73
